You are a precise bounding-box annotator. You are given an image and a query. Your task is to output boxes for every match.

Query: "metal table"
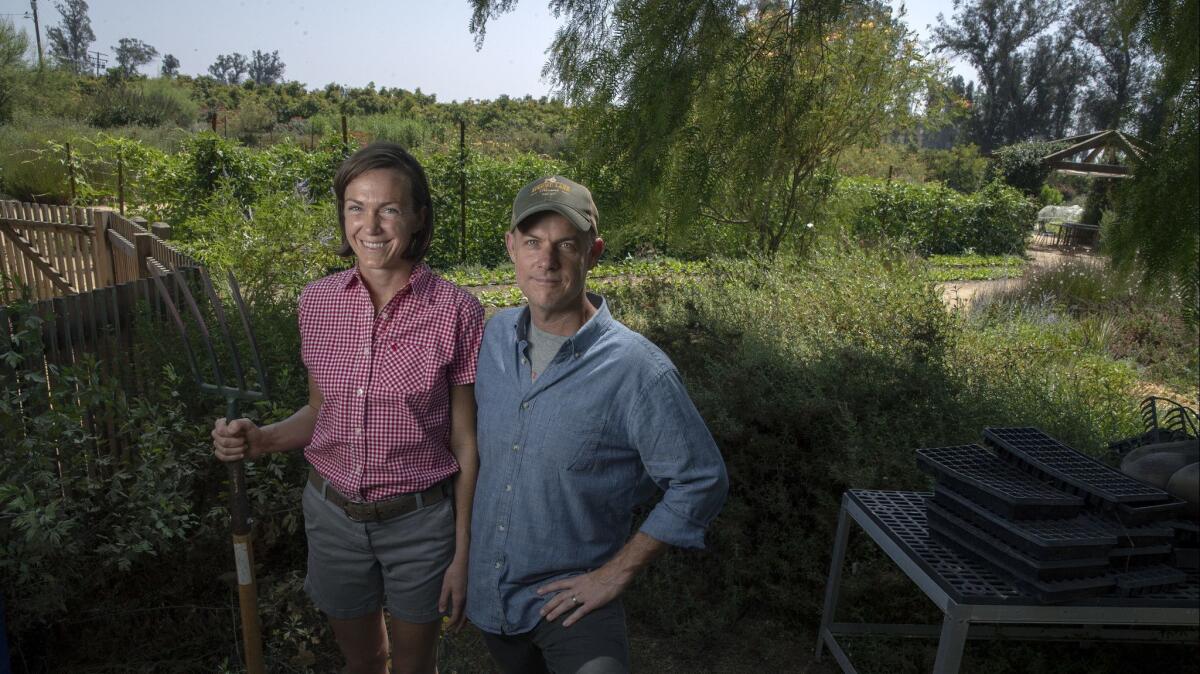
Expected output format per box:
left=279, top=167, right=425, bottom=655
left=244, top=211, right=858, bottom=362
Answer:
left=815, top=490, right=1199, bottom=673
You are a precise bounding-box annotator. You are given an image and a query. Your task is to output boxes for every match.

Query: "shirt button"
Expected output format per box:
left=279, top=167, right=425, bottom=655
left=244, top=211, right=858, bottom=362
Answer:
left=354, top=427, right=362, bottom=435
left=361, top=347, right=369, bottom=356
left=512, top=444, right=519, bottom=452
left=521, top=357, right=528, bottom=364
left=498, top=524, right=505, bottom=531
left=356, top=388, right=364, bottom=396
left=521, top=402, right=529, bottom=411
left=505, top=484, right=512, bottom=492
left=574, top=353, right=580, bottom=359
left=379, top=312, right=388, bottom=319
left=494, top=561, right=502, bottom=569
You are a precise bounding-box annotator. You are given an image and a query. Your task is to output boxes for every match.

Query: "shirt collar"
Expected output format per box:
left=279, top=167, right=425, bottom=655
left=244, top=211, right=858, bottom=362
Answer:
left=513, top=292, right=611, bottom=356
left=341, top=263, right=434, bottom=305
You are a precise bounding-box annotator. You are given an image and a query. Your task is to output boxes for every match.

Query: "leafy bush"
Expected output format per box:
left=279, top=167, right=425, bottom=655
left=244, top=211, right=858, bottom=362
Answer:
left=843, top=177, right=1035, bottom=255
left=607, top=249, right=1143, bottom=645
left=1039, top=184, right=1065, bottom=205
left=988, top=140, right=1062, bottom=196
left=921, top=144, right=989, bottom=193
left=88, top=79, right=200, bottom=129
left=176, top=186, right=342, bottom=306
left=420, top=149, right=565, bottom=267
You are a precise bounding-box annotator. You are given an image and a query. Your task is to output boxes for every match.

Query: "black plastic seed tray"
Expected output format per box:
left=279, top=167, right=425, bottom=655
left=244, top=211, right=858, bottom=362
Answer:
left=930, top=486, right=1116, bottom=561
left=1109, top=544, right=1175, bottom=568
left=927, top=501, right=1112, bottom=583
left=1166, top=519, right=1199, bottom=546
left=927, top=503, right=1115, bottom=603
left=1110, top=497, right=1190, bottom=526
left=916, top=445, right=1084, bottom=520
left=983, top=427, right=1171, bottom=505
left=1113, top=564, right=1187, bottom=596
left=1104, top=518, right=1174, bottom=548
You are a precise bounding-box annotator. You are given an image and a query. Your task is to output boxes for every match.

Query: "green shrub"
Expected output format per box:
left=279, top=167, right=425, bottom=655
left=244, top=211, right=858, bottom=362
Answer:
left=607, top=249, right=1143, bottom=645
left=1039, top=184, right=1065, bottom=205
left=843, top=177, right=1034, bottom=255
left=988, top=140, right=1062, bottom=196
left=88, top=79, right=200, bottom=129
left=921, top=144, right=988, bottom=193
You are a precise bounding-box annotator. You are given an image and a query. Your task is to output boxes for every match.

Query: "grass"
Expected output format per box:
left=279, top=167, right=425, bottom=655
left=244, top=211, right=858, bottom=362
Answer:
left=441, top=257, right=708, bottom=290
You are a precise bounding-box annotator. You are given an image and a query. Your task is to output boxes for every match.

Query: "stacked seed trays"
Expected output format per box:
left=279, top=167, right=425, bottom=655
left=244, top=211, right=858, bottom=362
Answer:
left=915, top=428, right=1190, bottom=604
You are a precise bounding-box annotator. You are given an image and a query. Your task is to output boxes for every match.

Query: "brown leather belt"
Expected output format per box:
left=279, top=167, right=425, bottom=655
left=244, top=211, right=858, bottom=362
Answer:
left=308, top=467, right=452, bottom=523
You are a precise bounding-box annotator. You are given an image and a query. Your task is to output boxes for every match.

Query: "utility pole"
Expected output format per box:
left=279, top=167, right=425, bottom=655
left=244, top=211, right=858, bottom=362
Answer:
left=29, top=1, right=43, bottom=69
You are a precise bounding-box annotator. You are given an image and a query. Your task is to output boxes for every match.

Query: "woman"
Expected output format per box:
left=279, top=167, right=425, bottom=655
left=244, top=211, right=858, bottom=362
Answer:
left=212, top=142, right=483, bottom=674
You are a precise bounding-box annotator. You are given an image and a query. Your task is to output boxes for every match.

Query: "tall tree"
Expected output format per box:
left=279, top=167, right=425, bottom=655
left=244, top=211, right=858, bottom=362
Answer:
left=1109, top=0, right=1198, bottom=319
left=160, top=52, right=179, bottom=78
left=933, top=0, right=1086, bottom=150
left=45, top=0, right=93, bottom=73
left=111, top=37, right=157, bottom=77
left=207, top=52, right=248, bottom=84
left=1, top=19, right=31, bottom=123
left=471, top=1, right=937, bottom=254
left=247, top=49, right=284, bottom=85
left=1071, top=0, right=1153, bottom=130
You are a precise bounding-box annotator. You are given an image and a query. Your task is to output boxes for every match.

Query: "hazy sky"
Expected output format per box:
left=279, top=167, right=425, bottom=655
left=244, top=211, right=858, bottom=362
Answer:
left=7, top=1, right=966, bottom=101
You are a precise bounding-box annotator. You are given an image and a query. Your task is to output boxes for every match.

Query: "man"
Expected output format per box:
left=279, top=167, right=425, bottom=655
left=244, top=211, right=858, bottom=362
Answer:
left=467, top=176, right=729, bottom=673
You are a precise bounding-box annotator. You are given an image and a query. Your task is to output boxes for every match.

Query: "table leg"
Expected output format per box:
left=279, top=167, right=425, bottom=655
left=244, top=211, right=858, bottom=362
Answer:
left=932, top=607, right=969, bottom=674
left=816, top=500, right=853, bottom=660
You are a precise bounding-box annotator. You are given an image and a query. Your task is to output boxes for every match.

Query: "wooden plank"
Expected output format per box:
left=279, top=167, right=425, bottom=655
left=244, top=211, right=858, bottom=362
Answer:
left=92, top=209, right=114, bottom=289
left=1049, top=160, right=1130, bottom=176
left=0, top=223, right=73, bottom=294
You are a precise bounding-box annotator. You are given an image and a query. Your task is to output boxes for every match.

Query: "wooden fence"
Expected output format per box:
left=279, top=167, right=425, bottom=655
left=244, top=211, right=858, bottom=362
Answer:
left=1, top=201, right=202, bottom=466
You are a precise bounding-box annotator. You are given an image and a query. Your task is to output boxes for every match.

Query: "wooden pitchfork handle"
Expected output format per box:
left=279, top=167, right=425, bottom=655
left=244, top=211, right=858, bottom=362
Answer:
left=226, top=398, right=264, bottom=674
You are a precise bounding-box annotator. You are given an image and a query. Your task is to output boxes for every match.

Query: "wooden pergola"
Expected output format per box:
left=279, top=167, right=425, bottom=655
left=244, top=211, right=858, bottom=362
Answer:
left=1041, top=129, right=1152, bottom=179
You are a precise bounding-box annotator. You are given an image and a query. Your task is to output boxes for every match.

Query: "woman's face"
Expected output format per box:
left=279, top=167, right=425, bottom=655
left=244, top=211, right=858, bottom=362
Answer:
left=342, top=168, right=425, bottom=273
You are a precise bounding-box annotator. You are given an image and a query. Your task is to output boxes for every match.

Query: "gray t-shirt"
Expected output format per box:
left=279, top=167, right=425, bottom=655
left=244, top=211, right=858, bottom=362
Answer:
left=526, top=318, right=570, bottom=380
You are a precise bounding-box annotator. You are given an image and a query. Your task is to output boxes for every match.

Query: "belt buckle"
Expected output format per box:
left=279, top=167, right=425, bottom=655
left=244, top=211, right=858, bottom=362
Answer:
left=343, top=502, right=370, bottom=523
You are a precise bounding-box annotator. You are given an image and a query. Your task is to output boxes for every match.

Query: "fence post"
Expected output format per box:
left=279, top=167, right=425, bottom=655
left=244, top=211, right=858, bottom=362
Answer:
left=92, top=209, right=114, bottom=288
left=151, top=222, right=172, bottom=240
left=341, top=114, right=348, bottom=145
left=133, top=231, right=153, bottom=279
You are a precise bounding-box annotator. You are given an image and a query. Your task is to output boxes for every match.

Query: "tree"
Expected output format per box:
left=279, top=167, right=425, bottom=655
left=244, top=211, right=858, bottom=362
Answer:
left=111, top=37, right=157, bottom=77
left=933, top=0, right=1087, bottom=151
left=1, top=19, right=31, bottom=123
left=45, top=0, right=93, bottom=73
left=248, top=49, right=284, bottom=85
left=207, top=52, right=248, bottom=84
left=470, top=1, right=937, bottom=255
left=160, top=53, right=179, bottom=78
left=1070, top=0, right=1153, bottom=130
left=1109, top=0, right=1198, bottom=319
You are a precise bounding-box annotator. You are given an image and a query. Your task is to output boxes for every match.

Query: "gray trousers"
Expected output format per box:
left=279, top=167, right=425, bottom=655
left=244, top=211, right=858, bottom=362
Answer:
left=479, top=600, right=630, bottom=674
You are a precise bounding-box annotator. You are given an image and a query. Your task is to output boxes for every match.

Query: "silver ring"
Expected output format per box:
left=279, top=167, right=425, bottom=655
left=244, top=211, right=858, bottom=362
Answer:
left=571, top=595, right=579, bottom=605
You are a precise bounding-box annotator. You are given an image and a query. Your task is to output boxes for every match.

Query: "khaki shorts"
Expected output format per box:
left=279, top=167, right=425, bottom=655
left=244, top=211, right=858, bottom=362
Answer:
left=302, top=481, right=456, bottom=623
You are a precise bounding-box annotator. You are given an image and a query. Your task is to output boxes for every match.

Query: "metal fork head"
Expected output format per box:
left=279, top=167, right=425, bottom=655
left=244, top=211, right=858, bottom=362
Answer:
left=148, top=265, right=268, bottom=402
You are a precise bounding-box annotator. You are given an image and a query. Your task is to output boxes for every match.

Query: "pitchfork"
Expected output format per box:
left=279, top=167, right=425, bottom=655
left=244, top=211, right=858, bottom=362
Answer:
left=148, top=265, right=267, bottom=674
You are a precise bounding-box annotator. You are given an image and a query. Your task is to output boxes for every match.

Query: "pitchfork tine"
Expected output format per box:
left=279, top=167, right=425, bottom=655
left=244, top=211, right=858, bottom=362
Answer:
left=226, top=271, right=269, bottom=397
left=171, top=270, right=229, bottom=397
left=199, top=267, right=247, bottom=393
left=148, top=267, right=203, bottom=386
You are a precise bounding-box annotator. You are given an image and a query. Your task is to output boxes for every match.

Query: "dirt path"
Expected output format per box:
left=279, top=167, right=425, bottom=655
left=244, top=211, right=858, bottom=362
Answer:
left=938, top=236, right=1102, bottom=311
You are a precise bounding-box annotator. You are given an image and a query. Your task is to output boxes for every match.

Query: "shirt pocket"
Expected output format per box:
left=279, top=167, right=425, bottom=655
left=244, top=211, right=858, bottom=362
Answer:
left=536, top=417, right=602, bottom=472
left=377, top=341, right=435, bottom=396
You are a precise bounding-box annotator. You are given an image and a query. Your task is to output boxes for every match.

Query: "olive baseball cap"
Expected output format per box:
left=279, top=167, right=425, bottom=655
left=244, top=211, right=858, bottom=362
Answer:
left=510, top=176, right=598, bottom=234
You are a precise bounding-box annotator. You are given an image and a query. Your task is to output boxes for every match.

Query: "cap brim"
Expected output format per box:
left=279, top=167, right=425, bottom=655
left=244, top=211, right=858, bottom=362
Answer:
left=511, top=203, right=594, bottom=233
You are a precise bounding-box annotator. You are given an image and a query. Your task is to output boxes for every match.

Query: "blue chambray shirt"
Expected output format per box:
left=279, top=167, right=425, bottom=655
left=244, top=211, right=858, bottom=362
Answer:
left=467, top=294, right=729, bottom=635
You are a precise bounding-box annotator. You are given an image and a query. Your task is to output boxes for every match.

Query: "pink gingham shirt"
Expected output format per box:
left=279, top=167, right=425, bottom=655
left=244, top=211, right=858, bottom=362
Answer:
left=299, top=264, right=483, bottom=501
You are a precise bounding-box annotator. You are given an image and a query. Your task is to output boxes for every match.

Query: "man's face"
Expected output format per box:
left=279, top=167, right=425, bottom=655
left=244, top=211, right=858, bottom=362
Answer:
left=506, top=213, right=603, bottom=318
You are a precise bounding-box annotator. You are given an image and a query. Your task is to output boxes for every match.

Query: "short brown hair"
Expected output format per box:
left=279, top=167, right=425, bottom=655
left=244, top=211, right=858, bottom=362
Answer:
left=332, top=142, right=435, bottom=261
